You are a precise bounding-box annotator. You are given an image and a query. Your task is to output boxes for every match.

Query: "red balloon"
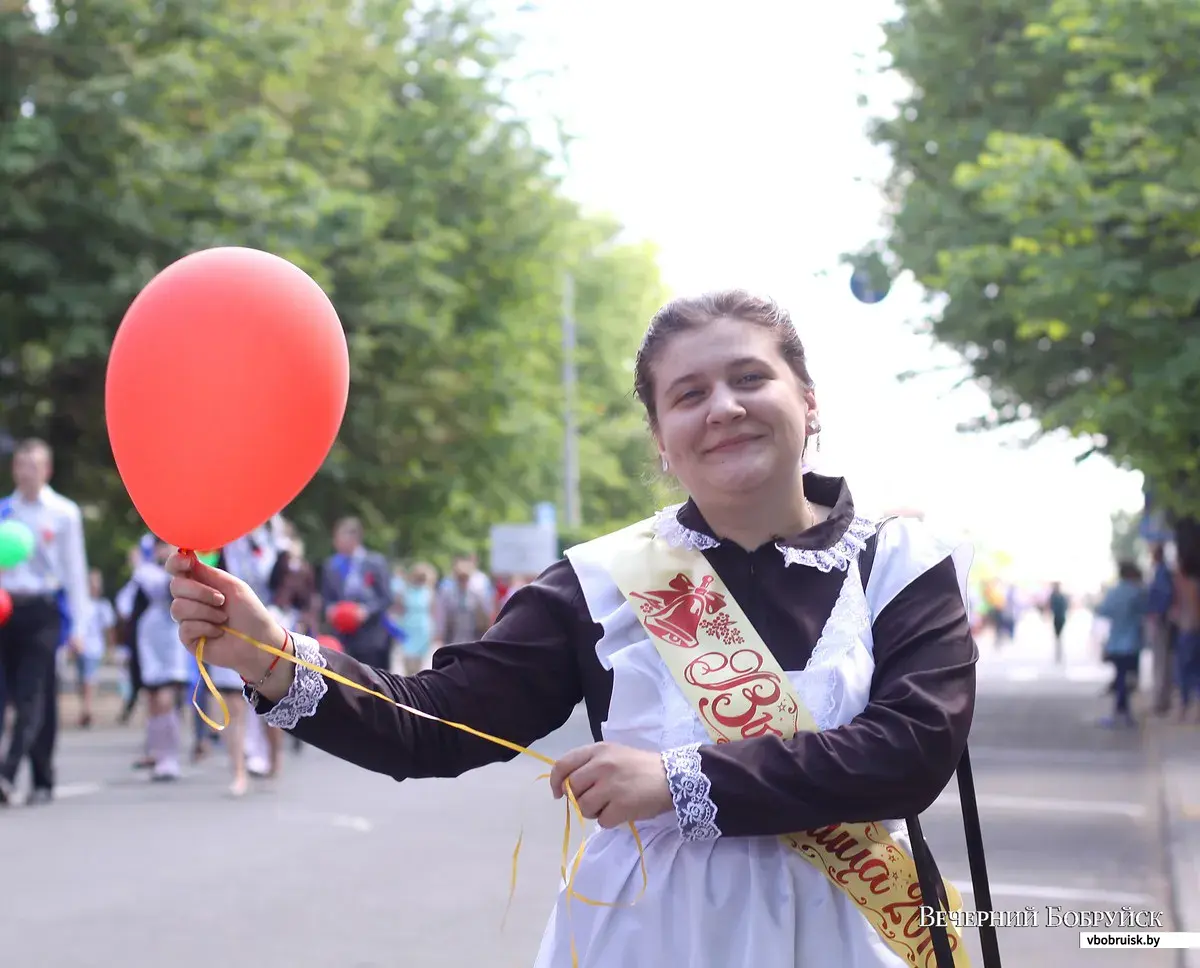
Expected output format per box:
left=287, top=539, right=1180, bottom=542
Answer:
left=329, top=600, right=362, bottom=635
left=0, top=589, right=11, bottom=626
left=317, top=634, right=344, bottom=654
left=105, top=247, right=349, bottom=550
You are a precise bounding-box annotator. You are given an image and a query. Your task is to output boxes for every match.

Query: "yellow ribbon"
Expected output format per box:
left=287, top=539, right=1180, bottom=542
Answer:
left=191, top=625, right=647, bottom=965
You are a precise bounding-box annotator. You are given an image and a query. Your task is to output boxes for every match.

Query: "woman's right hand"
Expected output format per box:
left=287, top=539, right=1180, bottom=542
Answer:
left=166, top=551, right=288, bottom=683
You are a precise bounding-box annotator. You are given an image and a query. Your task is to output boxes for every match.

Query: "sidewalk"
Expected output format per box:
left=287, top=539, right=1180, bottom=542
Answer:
left=1154, top=718, right=1200, bottom=968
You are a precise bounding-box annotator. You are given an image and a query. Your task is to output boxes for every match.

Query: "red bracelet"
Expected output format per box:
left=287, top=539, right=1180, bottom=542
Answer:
left=243, top=629, right=292, bottom=688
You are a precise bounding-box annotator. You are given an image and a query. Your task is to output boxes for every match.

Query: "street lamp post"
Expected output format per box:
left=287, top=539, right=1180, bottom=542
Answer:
left=562, top=272, right=581, bottom=530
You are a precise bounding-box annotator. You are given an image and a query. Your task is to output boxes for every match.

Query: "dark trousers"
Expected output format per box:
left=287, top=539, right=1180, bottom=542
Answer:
left=1177, top=630, right=1200, bottom=709
left=0, top=597, right=62, bottom=791
left=344, top=618, right=392, bottom=669
left=1111, top=653, right=1139, bottom=717
left=121, top=633, right=143, bottom=722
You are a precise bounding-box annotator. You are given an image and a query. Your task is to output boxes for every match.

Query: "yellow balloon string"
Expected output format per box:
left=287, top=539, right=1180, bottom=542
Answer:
left=191, top=623, right=648, bottom=964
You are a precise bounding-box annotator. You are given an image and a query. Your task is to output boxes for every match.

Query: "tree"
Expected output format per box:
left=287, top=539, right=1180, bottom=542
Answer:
left=0, top=0, right=668, bottom=578
left=850, top=0, right=1200, bottom=527
left=568, top=219, right=674, bottom=536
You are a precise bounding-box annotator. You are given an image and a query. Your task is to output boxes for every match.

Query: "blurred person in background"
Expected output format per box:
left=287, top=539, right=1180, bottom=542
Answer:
left=127, top=538, right=190, bottom=780
left=71, top=568, right=116, bottom=728
left=0, top=438, right=91, bottom=806
left=116, top=538, right=152, bottom=726
left=397, top=562, right=438, bottom=675
left=320, top=517, right=393, bottom=667
left=435, top=555, right=493, bottom=646
left=1094, top=560, right=1147, bottom=728
left=265, top=519, right=318, bottom=637
left=1172, top=548, right=1200, bottom=722
left=438, top=552, right=493, bottom=602
left=224, top=519, right=286, bottom=778
left=269, top=532, right=319, bottom=759
left=1047, top=581, right=1069, bottom=665
left=1145, top=543, right=1176, bottom=715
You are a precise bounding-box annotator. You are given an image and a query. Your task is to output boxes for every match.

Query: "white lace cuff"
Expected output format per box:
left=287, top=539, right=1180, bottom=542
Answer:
left=661, top=742, right=721, bottom=841
left=243, top=632, right=328, bottom=729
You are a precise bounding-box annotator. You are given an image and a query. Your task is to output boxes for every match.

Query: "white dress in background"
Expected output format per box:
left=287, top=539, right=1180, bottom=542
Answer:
left=133, top=561, right=189, bottom=688
left=132, top=560, right=191, bottom=780
left=222, top=528, right=283, bottom=772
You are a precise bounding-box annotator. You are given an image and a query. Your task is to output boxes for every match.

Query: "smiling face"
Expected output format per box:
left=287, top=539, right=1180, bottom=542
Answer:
left=650, top=316, right=818, bottom=505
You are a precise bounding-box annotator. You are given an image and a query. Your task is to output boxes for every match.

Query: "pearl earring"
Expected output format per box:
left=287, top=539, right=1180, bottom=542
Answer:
left=661, top=456, right=669, bottom=472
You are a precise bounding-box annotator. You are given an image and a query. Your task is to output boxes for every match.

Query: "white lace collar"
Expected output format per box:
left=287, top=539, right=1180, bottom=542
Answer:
left=650, top=503, right=879, bottom=574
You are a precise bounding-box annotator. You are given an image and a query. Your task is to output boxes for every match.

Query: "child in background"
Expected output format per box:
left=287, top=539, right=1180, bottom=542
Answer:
left=130, top=539, right=191, bottom=780
left=72, top=569, right=116, bottom=728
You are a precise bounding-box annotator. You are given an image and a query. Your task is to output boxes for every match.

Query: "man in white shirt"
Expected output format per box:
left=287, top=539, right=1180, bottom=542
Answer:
left=0, top=439, right=91, bottom=806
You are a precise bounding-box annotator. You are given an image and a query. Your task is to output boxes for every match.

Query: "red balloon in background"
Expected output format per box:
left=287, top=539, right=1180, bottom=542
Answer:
left=0, top=589, right=12, bottom=626
left=329, top=600, right=362, bottom=635
left=105, top=247, right=349, bottom=550
left=317, top=634, right=344, bottom=654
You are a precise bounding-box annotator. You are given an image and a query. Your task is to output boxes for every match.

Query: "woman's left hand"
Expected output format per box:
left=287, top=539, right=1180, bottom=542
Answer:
left=549, top=742, right=673, bottom=828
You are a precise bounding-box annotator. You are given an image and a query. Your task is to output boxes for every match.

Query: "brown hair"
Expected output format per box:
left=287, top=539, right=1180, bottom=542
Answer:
left=633, top=289, right=814, bottom=428
left=1117, top=560, right=1143, bottom=583
left=14, top=437, right=52, bottom=460
left=408, top=562, right=437, bottom=587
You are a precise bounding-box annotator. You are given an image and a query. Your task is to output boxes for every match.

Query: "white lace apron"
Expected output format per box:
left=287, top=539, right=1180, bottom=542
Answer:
left=531, top=510, right=927, bottom=968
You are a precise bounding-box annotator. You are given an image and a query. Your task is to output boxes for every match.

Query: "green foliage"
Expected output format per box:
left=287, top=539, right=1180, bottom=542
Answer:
left=0, top=0, right=668, bottom=580
left=850, top=0, right=1200, bottom=520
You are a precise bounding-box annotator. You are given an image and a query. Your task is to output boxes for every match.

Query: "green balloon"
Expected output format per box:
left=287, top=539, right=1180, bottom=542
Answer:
left=0, top=519, right=36, bottom=569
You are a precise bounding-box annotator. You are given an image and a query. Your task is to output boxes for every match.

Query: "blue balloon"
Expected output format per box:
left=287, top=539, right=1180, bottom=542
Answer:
left=850, top=268, right=889, bottom=304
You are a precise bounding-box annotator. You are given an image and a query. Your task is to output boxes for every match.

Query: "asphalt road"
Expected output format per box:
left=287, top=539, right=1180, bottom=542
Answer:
left=0, top=611, right=1178, bottom=967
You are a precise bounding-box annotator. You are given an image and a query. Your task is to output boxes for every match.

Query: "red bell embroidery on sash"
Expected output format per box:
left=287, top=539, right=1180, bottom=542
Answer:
left=631, top=573, right=726, bottom=649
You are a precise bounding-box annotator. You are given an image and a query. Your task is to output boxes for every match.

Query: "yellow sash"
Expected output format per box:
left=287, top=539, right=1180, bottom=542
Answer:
left=585, top=517, right=971, bottom=968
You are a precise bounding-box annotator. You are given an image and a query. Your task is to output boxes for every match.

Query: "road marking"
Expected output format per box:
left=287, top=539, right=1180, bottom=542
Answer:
left=934, top=791, right=1145, bottom=819
left=952, top=881, right=1155, bottom=906
left=331, top=814, right=373, bottom=833
left=53, top=782, right=103, bottom=800
left=284, top=807, right=374, bottom=833
left=976, top=664, right=1113, bottom=684
left=6, top=781, right=103, bottom=805
left=967, top=746, right=1144, bottom=768
left=969, top=743, right=1137, bottom=767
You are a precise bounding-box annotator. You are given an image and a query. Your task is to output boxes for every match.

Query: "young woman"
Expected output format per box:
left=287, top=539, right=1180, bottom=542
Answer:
left=397, top=562, right=437, bottom=675
left=166, top=290, right=979, bottom=968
